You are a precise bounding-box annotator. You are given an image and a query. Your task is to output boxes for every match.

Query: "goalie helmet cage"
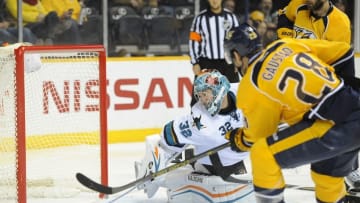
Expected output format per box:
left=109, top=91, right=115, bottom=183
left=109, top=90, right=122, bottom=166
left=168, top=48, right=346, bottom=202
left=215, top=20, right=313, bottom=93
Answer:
left=0, top=44, right=108, bottom=203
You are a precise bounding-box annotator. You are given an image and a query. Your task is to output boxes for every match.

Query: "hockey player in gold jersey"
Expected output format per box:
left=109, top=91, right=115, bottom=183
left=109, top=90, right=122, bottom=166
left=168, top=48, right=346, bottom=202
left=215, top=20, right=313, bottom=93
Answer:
left=224, top=23, right=360, bottom=202
left=277, top=0, right=360, bottom=191
left=277, top=0, right=351, bottom=44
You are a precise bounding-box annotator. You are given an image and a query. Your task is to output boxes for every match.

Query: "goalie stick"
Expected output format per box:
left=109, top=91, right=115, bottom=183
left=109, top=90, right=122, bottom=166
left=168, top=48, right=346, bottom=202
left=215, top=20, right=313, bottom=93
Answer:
left=76, top=142, right=232, bottom=195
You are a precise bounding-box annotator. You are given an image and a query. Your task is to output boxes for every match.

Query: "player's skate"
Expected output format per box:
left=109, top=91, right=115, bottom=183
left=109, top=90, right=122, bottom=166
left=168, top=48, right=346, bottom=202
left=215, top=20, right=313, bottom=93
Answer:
left=344, top=170, right=360, bottom=203
left=346, top=170, right=360, bottom=191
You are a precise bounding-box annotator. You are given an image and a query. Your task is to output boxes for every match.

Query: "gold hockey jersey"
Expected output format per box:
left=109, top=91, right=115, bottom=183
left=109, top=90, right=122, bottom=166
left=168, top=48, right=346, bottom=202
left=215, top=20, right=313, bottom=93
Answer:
left=277, top=0, right=351, bottom=44
left=237, top=38, right=352, bottom=143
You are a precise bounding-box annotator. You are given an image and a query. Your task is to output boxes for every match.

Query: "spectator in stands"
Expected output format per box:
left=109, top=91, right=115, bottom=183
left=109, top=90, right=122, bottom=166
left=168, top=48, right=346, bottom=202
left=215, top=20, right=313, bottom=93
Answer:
left=156, top=0, right=186, bottom=16
left=0, top=20, right=16, bottom=44
left=78, top=1, right=103, bottom=45
left=189, top=0, right=240, bottom=106
left=0, top=0, right=37, bottom=44
left=257, top=0, right=277, bottom=28
left=255, top=21, right=267, bottom=41
left=111, top=0, right=148, bottom=14
left=111, top=0, right=175, bottom=17
left=223, top=0, right=242, bottom=22
left=262, top=22, right=277, bottom=47
left=333, top=0, right=347, bottom=13
left=6, top=0, right=66, bottom=44
left=271, top=0, right=290, bottom=11
left=223, top=0, right=236, bottom=13
left=253, top=0, right=277, bottom=47
left=84, top=0, right=102, bottom=14
left=157, top=0, right=194, bottom=7
left=249, top=10, right=267, bottom=48
left=143, top=0, right=179, bottom=17
left=249, top=10, right=264, bottom=25
left=0, top=17, right=37, bottom=45
left=41, top=0, right=82, bottom=44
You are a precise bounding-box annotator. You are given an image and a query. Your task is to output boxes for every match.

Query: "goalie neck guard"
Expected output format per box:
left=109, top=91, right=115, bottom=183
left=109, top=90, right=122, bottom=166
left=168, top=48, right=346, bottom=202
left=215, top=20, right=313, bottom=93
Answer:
left=193, top=69, right=230, bottom=116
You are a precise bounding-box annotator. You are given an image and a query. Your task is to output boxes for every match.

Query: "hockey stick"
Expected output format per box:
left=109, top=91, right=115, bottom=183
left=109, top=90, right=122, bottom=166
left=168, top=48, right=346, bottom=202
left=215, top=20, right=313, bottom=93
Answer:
left=232, top=178, right=360, bottom=201
left=76, top=142, right=231, bottom=195
left=286, top=185, right=360, bottom=201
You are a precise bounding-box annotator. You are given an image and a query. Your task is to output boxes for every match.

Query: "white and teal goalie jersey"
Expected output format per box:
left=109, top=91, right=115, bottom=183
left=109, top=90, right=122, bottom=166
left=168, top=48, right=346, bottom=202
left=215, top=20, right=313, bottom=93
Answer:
left=161, top=84, right=249, bottom=167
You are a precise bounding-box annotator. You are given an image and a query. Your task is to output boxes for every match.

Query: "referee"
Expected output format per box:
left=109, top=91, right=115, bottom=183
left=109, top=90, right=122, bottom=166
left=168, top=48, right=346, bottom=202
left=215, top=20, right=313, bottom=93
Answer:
left=189, top=0, right=240, bottom=105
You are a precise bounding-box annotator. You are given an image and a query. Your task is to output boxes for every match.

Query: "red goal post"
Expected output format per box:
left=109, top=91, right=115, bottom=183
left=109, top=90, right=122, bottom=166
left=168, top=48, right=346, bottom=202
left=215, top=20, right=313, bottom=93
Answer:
left=0, top=44, right=108, bottom=202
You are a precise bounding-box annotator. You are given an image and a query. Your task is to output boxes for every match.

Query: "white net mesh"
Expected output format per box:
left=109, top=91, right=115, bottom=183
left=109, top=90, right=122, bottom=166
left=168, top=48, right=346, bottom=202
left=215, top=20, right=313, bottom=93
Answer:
left=0, top=43, right=18, bottom=202
left=0, top=44, right=107, bottom=202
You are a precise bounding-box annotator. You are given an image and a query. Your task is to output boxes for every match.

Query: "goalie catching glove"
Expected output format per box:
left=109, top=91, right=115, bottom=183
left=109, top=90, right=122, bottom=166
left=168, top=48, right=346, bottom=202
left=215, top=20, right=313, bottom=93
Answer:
left=225, top=128, right=253, bottom=152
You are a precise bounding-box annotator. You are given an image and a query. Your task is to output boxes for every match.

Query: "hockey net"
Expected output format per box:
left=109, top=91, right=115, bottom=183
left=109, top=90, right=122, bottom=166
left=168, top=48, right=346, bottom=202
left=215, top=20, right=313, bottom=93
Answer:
left=0, top=44, right=108, bottom=202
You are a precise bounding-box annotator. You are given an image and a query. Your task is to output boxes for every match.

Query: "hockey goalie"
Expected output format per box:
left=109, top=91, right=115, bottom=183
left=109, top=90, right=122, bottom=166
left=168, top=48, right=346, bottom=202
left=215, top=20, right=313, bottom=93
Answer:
left=134, top=70, right=255, bottom=202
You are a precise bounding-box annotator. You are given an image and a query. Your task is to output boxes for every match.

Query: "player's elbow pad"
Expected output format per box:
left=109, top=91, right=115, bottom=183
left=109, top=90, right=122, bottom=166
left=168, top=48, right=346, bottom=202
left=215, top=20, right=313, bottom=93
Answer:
left=226, top=128, right=252, bottom=152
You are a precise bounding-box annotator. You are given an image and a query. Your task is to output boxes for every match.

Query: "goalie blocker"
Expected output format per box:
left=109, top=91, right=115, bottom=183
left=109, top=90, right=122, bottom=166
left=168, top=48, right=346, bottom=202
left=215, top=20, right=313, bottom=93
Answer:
left=134, top=134, right=255, bottom=203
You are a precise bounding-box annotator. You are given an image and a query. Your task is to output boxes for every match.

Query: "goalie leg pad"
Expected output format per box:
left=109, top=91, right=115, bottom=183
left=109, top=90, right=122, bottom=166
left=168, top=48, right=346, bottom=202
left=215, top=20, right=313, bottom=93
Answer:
left=134, top=134, right=178, bottom=198
left=164, top=168, right=255, bottom=203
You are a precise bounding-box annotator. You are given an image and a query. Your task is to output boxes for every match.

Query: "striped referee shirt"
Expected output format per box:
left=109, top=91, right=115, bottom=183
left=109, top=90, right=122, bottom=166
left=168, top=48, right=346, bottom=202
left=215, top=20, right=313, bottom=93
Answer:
left=189, top=9, right=240, bottom=65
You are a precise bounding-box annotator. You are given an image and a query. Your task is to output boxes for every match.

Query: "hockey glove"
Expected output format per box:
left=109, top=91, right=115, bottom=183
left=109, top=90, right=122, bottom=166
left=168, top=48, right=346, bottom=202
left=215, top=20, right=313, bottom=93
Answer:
left=225, top=128, right=253, bottom=152
left=277, top=27, right=293, bottom=39
left=276, top=8, right=294, bottom=39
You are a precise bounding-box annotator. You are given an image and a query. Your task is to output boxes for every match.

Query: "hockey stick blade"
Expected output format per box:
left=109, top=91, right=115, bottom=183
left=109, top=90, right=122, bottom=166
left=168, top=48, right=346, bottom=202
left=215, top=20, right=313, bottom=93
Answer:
left=284, top=183, right=360, bottom=201
left=76, top=172, right=153, bottom=194
left=289, top=185, right=360, bottom=201
left=76, top=142, right=231, bottom=194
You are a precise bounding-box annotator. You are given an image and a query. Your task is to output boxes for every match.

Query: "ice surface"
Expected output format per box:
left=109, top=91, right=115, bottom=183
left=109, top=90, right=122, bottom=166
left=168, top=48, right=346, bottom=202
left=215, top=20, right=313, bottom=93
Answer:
left=3, top=143, right=319, bottom=203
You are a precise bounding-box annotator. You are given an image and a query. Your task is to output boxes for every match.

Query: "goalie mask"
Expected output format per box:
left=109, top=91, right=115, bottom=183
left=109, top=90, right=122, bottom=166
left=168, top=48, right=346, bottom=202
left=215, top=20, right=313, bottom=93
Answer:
left=194, top=70, right=230, bottom=116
